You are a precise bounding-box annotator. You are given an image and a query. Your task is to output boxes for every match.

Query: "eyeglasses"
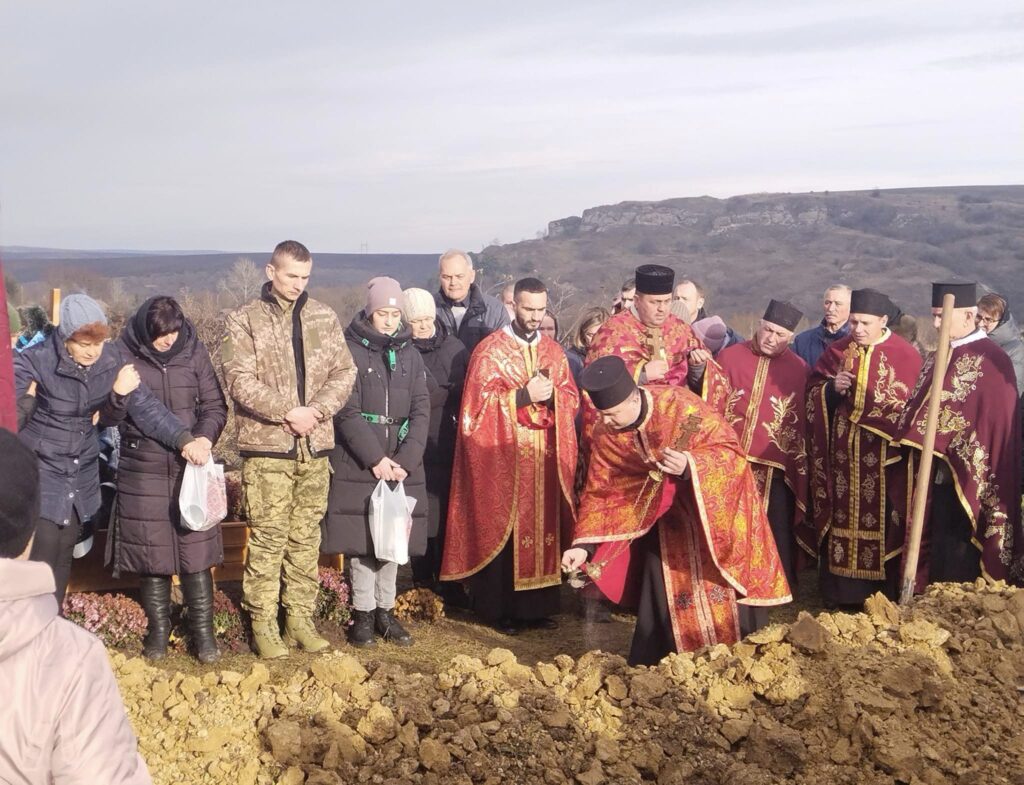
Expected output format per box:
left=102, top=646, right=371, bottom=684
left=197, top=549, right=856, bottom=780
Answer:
left=976, top=314, right=999, bottom=326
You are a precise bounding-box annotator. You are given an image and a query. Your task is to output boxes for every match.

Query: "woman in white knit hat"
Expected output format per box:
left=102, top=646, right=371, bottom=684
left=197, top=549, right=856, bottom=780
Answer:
left=401, top=288, right=468, bottom=590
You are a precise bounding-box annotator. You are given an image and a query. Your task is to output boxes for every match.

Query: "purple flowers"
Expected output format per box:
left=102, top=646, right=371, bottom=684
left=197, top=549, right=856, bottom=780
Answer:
left=62, top=569, right=353, bottom=651
left=316, top=567, right=352, bottom=627
left=63, top=592, right=148, bottom=649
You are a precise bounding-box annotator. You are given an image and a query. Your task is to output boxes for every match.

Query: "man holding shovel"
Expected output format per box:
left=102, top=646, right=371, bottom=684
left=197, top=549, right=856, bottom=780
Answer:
left=895, top=282, right=1024, bottom=595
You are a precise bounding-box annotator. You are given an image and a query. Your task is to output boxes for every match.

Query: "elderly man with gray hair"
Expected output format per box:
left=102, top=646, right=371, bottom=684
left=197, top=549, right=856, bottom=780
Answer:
left=792, top=284, right=851, bottom=368
left=433, top=249, right=509, bottom=355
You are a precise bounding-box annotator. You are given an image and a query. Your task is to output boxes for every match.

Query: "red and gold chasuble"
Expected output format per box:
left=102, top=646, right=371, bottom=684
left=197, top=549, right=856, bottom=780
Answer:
left=896, top=336, right=1024, bottom=588
left=584, top=310, right=732, bottom=422
left=574, top=386, right=790, bottom=653
left=716, top=342, right=810, bottom=548
left=807, top=332, right=922, bottom=580
left=440, top=328, right=578, bottom=590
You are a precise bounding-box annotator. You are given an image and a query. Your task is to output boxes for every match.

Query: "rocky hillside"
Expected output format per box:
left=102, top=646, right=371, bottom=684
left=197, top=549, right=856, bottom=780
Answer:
left=478, top=185, right=1024, bottom=321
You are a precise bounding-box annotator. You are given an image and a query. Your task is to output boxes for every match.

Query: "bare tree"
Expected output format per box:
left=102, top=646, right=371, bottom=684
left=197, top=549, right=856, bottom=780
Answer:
left=218, top=257, right=263, bottom=308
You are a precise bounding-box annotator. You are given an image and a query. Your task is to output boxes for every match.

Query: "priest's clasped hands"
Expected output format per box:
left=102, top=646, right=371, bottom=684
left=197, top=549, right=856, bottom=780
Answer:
left=655, top=447, right=691, bottom=478
left=832, top=370, right=856, bottom=395
left=526, top=373, right=554, bottom=403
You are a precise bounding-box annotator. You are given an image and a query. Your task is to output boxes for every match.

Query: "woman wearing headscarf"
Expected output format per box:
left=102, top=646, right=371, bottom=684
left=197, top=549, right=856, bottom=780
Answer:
left=113, top=296, right=228, bottom=662
left=14, top=293, right=196, bottom=607
left=322, top=277, right=430, bottom=648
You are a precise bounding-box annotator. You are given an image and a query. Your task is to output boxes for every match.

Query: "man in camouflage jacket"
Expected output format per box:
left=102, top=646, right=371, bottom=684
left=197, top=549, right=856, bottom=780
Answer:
left=223, top=240, right=355, bottom=658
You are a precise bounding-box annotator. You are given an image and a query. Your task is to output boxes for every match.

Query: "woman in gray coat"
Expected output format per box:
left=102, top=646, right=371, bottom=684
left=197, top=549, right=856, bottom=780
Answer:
left=322, top=277, right=430, bottom=648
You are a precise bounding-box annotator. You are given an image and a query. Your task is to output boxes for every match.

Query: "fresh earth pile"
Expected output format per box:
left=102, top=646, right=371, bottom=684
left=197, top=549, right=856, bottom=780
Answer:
left=113, top=579, right=1024, bottom=785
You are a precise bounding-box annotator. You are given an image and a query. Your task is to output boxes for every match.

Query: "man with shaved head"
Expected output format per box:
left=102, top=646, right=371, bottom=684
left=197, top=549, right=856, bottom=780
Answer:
left=793, top=285, right=852, bottom=368
left=434, top=249, right=510, bottom=355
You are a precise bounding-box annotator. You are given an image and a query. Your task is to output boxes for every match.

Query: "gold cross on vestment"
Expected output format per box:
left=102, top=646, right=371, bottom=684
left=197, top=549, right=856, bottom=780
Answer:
left=842, top=343, right=859, bottom=373
left=646, top=327, right=667, bottom=362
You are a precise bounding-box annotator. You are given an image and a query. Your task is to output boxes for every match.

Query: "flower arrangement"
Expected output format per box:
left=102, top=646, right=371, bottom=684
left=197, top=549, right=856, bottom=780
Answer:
left=63, top=592, right=148, bottom=649
left=316, top=567, right=352, bottom=627
left=64, top=568, right=352, bottom=653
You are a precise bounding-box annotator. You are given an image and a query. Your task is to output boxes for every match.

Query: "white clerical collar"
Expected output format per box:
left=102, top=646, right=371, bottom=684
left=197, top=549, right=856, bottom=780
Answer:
left=503, top=324, right=540, bottom=346
left=951, top=329, right=987, bottom=349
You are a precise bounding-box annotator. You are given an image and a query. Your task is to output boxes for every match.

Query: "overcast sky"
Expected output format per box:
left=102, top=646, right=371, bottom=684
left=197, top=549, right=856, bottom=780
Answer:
left=1, top=0, right=1021, bottom=253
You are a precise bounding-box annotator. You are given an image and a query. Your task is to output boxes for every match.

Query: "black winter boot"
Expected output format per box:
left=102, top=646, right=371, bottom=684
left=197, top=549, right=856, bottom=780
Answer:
left=375, top=607, right=413, bottom=646
left=348, top=610, right=378, bottom=648
left=139, top=575, right=172, bottom=660
left=180, top=570, right=221, bottom=664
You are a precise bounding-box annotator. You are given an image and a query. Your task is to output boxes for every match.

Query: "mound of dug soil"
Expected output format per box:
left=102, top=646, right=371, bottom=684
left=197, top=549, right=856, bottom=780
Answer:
left=113, top=579, right=1024, bottom=785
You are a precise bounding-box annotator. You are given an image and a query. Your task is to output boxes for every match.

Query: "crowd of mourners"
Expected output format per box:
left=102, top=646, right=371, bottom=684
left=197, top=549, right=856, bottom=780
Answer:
left=2, top=240, right=1023, bottom=783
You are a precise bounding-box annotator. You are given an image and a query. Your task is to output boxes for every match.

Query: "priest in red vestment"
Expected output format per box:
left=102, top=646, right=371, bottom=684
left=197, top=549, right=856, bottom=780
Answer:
left=895, top=282, right=1024, bottom=591
left=441, top=277, right=579, bottom=633
left=585, top=264, right=731, bottom=411
left=717, top=299, right=809, bottom=589
left=563, top=356, right=790, bottom=665
left=807, top=289, right=922, bottom=607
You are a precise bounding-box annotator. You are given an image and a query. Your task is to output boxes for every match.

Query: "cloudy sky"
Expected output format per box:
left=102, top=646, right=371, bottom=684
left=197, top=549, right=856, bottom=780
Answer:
left=1, top=0, right=1021, bottom=253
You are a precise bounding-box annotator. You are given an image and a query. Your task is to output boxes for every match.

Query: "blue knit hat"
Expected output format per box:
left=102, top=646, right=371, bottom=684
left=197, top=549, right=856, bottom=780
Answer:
left=58, top=293, right=107, bottom=339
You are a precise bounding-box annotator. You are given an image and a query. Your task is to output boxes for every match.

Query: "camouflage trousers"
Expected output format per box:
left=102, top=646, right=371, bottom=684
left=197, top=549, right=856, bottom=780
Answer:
left=241, top=449, right=330, bottom=620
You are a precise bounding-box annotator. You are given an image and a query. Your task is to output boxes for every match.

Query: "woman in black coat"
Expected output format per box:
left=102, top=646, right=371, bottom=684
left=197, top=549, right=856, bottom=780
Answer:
left=13, top=294, right=194, bottom=608
left=322, top=277, right=430, bottom=648
left=113, top=296, right=228, bottom=663
left=400, top=288, right=467, bottom=588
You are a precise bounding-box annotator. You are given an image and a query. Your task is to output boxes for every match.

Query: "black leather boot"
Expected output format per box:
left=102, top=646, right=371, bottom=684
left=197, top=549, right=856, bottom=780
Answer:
left=375, top=607, right=413, bottom=646
left=348, top=610, right=377, bottom=648
left=180, top=570, right=221, bottom=664
left=139, top=575, right=172, bottom=660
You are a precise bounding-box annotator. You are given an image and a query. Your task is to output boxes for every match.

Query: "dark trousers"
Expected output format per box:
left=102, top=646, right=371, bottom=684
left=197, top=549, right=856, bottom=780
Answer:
left=30, top=511, right=82, bottom=608
left=927, top=483, right=982, bottom=584
left=468, top=540, right=560, bottom=623
left=629, top=524, right=769, bottom=667
left=766, top=476, right=797, bottom=592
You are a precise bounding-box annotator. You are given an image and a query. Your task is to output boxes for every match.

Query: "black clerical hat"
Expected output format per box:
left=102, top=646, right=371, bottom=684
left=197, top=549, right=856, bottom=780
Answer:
left=581, top=356, right=637, bottom=410
left=762, top=299, right=802, bottom=332
left=849, top=288, right=893, bottom=318
left=932, top=282, right=977, bottom=308
left=634, top=264, right=675, bottom=295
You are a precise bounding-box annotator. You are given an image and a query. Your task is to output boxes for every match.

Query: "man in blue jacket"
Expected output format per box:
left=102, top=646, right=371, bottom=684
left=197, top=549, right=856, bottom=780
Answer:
left=434, top=249, right=510, bottom=356
left=792, top=284, right=851, bottom=369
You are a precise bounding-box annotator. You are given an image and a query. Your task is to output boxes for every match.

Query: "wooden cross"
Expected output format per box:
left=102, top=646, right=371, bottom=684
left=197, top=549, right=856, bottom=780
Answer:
left=673, top=411, right=702, bottom=451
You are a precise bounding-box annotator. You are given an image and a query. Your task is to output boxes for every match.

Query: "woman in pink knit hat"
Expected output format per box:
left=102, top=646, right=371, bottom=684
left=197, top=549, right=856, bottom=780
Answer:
left=322, top=277, right=430, bottom=648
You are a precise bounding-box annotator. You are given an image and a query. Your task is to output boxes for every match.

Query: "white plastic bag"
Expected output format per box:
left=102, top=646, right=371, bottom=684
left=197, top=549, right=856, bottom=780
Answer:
left=369, top=480, right=417, bottom=564
left=179, top=457, right=228, bottom=531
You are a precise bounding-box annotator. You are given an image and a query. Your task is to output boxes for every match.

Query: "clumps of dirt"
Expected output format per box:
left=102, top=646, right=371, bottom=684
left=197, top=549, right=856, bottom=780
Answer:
left=113, top=579, right=1024, bottom=785
left=394, top=588, right=446, bottom=623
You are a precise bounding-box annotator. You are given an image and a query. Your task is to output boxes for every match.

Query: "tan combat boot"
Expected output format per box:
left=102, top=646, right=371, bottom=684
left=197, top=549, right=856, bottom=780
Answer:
left=250, top=617, right=288, bottom=659
left=284, top=615, right=331, bottom=653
